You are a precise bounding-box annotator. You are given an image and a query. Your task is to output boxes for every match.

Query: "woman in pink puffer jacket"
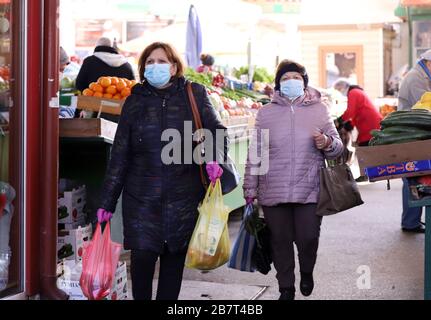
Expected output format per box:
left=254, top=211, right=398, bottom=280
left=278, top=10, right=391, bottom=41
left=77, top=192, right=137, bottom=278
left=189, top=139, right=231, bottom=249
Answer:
left=243, top=60, right=343, bottom=300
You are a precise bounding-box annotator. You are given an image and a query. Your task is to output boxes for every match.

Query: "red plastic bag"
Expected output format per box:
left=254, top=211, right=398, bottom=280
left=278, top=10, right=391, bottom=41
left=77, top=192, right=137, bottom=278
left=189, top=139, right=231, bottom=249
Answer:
left=79, top=222, right=121, bottom=300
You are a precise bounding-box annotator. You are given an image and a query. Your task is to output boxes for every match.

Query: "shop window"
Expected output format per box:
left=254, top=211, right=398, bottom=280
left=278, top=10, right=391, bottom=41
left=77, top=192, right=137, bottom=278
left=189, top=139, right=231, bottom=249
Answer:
left=319, top=45, right=364, bottom=89
left=412, top=20, right=431, bottom=61
left=0, top=0, right=24, bottom=299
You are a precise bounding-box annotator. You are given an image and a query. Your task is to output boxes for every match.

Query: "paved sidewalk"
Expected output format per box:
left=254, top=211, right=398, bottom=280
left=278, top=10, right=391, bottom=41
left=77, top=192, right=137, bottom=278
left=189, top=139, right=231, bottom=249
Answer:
left=124, top=179, right=426, bottom=300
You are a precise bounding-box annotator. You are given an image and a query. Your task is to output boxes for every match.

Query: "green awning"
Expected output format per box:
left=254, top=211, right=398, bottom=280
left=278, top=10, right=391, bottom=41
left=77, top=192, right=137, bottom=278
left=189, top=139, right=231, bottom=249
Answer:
left=395, top=4, right=431, bottom=17
left=395, top=5, right=408, bottom=17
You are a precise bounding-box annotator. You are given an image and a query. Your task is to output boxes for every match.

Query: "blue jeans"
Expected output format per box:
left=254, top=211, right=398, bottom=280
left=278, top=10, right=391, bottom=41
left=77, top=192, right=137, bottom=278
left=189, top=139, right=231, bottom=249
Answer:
left=402, top=178, right=423, bottom=229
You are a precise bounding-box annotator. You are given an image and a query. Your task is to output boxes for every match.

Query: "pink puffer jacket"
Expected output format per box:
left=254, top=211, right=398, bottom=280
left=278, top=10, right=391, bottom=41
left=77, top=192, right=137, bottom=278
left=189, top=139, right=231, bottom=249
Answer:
left=243, top=87, right=344, bottom=206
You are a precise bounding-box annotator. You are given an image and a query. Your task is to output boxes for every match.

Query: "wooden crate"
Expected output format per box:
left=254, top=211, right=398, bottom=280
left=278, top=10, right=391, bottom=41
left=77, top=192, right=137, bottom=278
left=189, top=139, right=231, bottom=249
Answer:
left=356, top=139, right=431, bottom=180
left=77, top=96, right=124, bottom=115
left=59, top=118, right=118, bottom=141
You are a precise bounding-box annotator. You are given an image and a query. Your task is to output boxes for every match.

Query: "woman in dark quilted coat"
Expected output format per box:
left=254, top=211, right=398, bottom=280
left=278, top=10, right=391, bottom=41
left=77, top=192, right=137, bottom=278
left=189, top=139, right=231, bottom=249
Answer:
left=97, top=42, right=228, bottom=301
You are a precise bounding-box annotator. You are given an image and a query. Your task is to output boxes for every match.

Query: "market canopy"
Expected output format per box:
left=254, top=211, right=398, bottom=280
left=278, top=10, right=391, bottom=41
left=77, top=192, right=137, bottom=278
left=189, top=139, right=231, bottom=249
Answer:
left=401, top=0, right=431, bottom=6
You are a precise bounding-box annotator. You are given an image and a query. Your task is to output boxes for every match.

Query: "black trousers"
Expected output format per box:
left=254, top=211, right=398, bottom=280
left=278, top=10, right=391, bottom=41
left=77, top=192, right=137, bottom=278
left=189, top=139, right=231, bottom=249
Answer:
left=263, top=203, right=322, bottom=290
left=130, top=245, right=187, bottom=301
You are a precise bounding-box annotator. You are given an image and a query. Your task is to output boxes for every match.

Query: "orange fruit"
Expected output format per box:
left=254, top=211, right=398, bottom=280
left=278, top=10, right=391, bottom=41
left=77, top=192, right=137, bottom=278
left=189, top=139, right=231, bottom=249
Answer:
left=92, top=84, right=104, bottom=93
left=93, top=92, right=103, bottom=98
left=89, top=82, right=98, bottom=91
left=124, top=79, right=132, bottom=87
left=103, top=93, right=113, bottom=99
left=110, top=77, right=119, bottom=85
left=113, top=94, right=122, bottom=100
left=130, top=80, right=137, bottom=88
left=116, top=81, right=127, bottom=91
left=98, top=77, right=112, bottom=88
left=82, top=89, right=94, bottom=97
left=106, top=85, right=117, bottom=95
left=121, top=87, right=131, bottom=97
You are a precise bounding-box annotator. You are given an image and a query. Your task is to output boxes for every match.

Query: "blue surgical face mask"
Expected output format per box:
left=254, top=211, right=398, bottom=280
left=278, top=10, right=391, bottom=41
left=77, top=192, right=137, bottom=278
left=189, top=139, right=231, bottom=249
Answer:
left=280, top=79, right=305, bottom=100
left=144, top=63, right=172, bottom=88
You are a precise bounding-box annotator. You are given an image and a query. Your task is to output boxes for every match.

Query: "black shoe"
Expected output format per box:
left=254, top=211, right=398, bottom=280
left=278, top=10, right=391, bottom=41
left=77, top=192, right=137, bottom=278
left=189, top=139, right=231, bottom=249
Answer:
left=300, top=273, right=314, bottom=297
left=402, top=225, right=425, bottom=234
left=279, top=288, right=295, bottom=300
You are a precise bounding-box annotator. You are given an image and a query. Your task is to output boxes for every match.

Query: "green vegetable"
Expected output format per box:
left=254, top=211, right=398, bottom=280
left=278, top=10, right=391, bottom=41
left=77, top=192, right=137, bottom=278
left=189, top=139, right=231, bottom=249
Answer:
left=184, top=68, right=213, bottom=88
left=381, top=111, right=431, bottom=130
left=369, top=132, right=431, bottom=146
left=234, top=67, right=275, bottom=83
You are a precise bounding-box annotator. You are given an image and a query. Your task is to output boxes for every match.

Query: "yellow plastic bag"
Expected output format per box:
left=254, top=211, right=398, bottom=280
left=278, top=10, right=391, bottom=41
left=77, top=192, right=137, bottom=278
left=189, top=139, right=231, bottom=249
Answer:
left=186, top=179, right=231, bottom=271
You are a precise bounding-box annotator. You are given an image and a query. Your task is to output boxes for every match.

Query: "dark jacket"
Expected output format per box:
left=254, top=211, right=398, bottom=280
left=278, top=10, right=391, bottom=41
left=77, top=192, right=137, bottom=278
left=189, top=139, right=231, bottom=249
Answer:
left=75, top=46, right=135, bottom=92
left=99, top=77, right=228, bottom=253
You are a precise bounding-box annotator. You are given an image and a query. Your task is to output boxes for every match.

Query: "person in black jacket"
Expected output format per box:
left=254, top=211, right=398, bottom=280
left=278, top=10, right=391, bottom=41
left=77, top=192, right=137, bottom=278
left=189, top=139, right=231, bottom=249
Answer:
left=97, top=42, right=229, bottom=301
left=75, top=37, right=136, bottom=122
left=75, top=37, right=135, bottom=92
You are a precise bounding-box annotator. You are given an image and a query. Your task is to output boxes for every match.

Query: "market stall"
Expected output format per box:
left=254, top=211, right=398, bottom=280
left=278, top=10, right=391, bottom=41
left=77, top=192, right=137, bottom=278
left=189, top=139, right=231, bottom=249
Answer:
left=395, top=0, right=431, bottom=66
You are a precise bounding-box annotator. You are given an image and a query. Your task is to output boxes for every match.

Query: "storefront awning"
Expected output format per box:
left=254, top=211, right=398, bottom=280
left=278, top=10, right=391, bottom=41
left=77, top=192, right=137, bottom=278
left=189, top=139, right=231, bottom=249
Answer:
left=401, top=0, right=431, bottom=6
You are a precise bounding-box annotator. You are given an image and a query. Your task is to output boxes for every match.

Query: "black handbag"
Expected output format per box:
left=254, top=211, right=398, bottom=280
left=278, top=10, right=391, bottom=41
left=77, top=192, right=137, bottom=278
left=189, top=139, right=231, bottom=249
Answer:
left=244, top=204, right=272, bottom=275
left=317, top=159, right=364, bottom=216
left=186, top=81, right=241, bottom=195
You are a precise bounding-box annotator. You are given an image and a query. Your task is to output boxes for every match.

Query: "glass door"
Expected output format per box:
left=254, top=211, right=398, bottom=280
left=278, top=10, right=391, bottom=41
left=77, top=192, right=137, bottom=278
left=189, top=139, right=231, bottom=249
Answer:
left=0, top=0, right=25, bottom=299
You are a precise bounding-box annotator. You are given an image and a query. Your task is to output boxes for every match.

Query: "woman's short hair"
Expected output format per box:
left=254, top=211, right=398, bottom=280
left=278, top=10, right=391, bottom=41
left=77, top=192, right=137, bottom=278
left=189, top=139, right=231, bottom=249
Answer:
left=138, top=42, right=185, bottom=81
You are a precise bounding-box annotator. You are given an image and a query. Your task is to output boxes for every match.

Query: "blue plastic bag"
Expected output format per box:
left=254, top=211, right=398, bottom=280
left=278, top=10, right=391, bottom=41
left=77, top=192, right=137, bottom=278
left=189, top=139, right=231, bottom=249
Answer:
left=228, top=204, right=256, bottom=273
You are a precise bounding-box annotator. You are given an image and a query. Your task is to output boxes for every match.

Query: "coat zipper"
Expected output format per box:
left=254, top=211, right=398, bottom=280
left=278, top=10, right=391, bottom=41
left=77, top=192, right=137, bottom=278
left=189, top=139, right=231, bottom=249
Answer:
left=161, top=96, right=168, bottom=246
left=290, top=103, right=295, bottom=200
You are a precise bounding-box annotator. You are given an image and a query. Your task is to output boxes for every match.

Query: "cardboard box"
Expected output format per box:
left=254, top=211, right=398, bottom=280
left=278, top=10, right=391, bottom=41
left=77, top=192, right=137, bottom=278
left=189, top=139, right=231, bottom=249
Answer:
left=57, top=260, right=128, bottom=300
left=105, top=261, right=128, bottom=301
left=77, top=95, right=124, bottom=115
left=58, top=214, right=87, bottom=231
left=356, top=139, right=431, bottom=177
left=57, top=224, right=92, bottom=262
left=365, top=160, right=431, bottom=182
left=59, top=118, right=118, bottom=141
left=58, top=185, right=86, bottom=224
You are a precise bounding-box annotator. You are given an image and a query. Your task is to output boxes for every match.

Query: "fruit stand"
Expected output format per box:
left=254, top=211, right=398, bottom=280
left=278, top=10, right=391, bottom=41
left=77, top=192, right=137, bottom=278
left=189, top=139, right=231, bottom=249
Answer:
left=357, top=110, right=431, bottom=300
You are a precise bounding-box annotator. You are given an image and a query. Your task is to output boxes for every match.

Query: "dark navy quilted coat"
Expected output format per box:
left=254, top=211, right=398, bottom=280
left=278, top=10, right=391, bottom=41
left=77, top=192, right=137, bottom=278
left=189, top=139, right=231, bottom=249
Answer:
left=99, top=77, right=228, bottom=253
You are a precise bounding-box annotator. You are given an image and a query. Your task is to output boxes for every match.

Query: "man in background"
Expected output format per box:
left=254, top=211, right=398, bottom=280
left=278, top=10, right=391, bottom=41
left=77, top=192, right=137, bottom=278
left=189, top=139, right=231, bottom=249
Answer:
left=396, top=50, right=431, bottom=234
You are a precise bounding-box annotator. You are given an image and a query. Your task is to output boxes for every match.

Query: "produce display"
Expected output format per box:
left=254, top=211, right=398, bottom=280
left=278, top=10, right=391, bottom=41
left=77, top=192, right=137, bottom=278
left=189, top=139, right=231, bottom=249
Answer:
left=234, top=66, right=275, bottom=84
left=379, top=104, right=397, bottom=117
left=185, top=68, right=272, bottom=122
left=370, top=110, right=431, bottom=146
left=81, top=77, right=137, bottom=100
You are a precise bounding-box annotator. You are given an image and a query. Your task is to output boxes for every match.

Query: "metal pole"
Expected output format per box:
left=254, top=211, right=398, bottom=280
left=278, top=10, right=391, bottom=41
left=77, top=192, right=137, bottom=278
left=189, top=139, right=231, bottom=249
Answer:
left=425, top=205, right=431, bottom=300
left=407, top=6, right=413, bottom=68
